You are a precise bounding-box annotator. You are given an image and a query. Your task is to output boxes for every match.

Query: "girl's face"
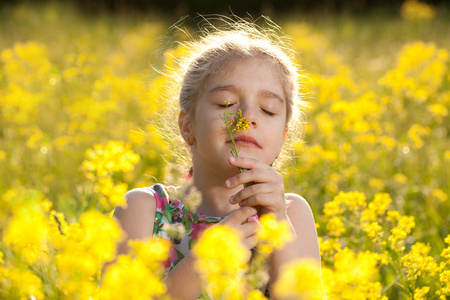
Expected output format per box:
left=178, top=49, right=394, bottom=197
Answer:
left=185, top=58, right=288, bottom=173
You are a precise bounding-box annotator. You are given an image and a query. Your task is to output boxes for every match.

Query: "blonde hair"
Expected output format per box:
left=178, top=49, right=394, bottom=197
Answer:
left=159, top=16, right=308, bottom=173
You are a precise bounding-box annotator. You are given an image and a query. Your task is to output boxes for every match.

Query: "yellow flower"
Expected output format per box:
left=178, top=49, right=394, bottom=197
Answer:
left=246, top=289, right=268, bottom=300
left=326, top=216, right=346, bottom=237
left=439, top=271, right=450, bottom=296
left=401, top=0, right=436, bottom=21
left=54, top=210, right=123, bottom=298
left=316, top=112, right=334, bottom=136
left=388, top=215, right=415, bottom=251
left=99, top=255, right=166, bottom=299
left=318, top=237, right=341, bottom=258
left=221, top=102, right=251, bottom=160
left=322, top=249, right=384, bottom=299
left=330, top=191, right=367, bottom=213
left=128, top=238, right=170, bottom=272
left=401, top=243, right=439, bottom=280
left=233, top=112, right=251, bottom=132
left=82, top=140, right=140, bottom=177
left=362, top=221, right=383, bottom=242
left=369, top=178, right=385, bottom=191
left=361, top=193, right=392, bottom=222
left=408, top=124, right=430, bottom=149
left=413, top=286, right=430, bottom=300
left=274, top=259, right=324, bottom=300
left=431, top=188, right=448, bottom=203
left=427, top=103, right=448, bottom=123
left=3, top=204, right=50, bottom=264
left=257, top=214, right=294, bottom=255
left=193, top=225, right=248, bottom=298
left=1, top=267, right=44, bottom=300
left=394, top=173, right=408, bottom=184
left=79, top=210, right=123, bottom=262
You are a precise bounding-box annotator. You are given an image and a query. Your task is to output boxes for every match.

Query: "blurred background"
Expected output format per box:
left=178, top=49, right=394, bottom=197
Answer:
left=0, top=0, right=449, bottom=298
left=1, top=0, right=448, bottom=16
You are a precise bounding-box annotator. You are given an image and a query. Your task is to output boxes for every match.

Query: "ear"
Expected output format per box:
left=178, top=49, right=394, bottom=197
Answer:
left=179, top=111, right=195, bottom=145
left=281, top=128, right=289, bottom=147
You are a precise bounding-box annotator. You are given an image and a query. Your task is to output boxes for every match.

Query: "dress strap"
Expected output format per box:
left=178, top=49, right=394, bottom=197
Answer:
left=153, top=184, right=169, bottom=210
left=147, top=184, right=171, bottom=235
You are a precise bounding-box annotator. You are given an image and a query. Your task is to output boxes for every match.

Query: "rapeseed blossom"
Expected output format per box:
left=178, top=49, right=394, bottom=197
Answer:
left=401, top=242, right=439, bottom=281
left=388, top=214, right=415, bottom=251
left=274, top=259, right=324, bottom=300
left=401, top=0, right=436, bottom=21
left=221, top=101, right=252, bottom=159
left=257, top=213, right=294, bottom=255
left=322, top=249, right=386, bottom=299
left=81, top=140, right=140, bottom=210
left=193, top=225, right=248, bottom=298
left=99, top=255, right=167, bottom=299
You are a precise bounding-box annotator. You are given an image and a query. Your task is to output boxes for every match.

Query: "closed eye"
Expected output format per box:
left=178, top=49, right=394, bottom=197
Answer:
left=262, top=108, right=275, bottom=116
left=218, top=103, right=235, bottom=108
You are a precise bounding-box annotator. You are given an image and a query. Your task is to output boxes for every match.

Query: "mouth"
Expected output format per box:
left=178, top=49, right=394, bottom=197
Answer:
left=228, top=135, right=261, bottom=148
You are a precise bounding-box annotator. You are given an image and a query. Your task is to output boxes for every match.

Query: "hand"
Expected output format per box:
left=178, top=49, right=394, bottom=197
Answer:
left=219, top=206, right=259, bottom=261
left=225, top=156, right=287, bottom=220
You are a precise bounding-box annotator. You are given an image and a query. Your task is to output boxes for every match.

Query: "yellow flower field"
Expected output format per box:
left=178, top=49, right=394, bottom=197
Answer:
left=0, top=1, right=449, bottom=299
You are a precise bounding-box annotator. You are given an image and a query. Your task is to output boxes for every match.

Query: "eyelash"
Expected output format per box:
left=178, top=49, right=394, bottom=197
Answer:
left=218, top=103, right=275, bottom=117
left=262, top=108, right=275, bottom=117
left=218, top=103, right=232, bottom=108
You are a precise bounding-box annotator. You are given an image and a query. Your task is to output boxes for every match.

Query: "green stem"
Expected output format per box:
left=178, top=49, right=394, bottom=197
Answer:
left=222, top=110, right=245, bottom=187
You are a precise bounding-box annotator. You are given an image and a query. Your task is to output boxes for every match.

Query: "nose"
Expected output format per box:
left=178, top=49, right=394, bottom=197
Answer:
left=239, top=104, right=257, bottom=127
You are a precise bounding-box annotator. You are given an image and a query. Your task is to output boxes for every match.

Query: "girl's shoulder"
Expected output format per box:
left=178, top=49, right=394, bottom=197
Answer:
left=285, top=193, right=311, bottom=210
left=124, top=183, right=179, bottom=208
left=119, top=187, right=158, bottom=213
left=113, top=187, right=159, bottom=254
left=285, top=193, right=315, bottom=222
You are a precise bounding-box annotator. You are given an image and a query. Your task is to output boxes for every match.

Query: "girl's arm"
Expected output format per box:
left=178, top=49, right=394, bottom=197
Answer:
left=113, top=188, right=156, bottom=255
left=113, top=189, right=203, bottom=299
left=268, top=193, right=321, bottom=295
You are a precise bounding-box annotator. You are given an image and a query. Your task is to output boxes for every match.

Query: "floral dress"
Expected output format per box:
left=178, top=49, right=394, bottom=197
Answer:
left=145, top=183, right=227, bottom=272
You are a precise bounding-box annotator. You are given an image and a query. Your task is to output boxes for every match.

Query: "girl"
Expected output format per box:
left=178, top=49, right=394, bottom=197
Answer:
left=114, top=18, right=321, bottom=299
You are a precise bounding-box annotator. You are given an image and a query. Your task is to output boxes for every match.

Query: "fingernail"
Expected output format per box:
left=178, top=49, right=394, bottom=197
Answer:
left=229, top=196, right=234, bottom=203
left=229, top=156, right=236, bottom=162
left=225, top=180, right=230, bottom=187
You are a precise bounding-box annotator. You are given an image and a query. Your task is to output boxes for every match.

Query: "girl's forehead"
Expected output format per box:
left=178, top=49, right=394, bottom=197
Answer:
left=205, top=57, right=284, bottom=91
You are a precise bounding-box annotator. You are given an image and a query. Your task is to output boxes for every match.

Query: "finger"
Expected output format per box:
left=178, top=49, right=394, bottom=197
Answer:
left=228, top=156, right=268, bottom=170
left=240, top=221, right=258, bottom=237
left=226, top=168, right=281, bottom=189
left=224, top=206, right=258, bottom=224
left=238, top=194, right=285, bottom=213
left=243, top=234, right=257, bottom=250
left=229, top=182, right=279, bottom=204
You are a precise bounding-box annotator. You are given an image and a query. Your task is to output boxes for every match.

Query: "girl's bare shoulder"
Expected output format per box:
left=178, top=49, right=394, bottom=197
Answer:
left=119, top=187, right=157, bottom=212
left=285, top=193, right=313, bottom=213
left=113, top=188, right=157, bottom=247
left=285, top=193, right=320, bottom=260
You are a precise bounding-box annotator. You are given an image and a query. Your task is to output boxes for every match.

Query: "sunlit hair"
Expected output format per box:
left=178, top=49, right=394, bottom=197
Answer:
left=157, top=16, right=309, bottom=173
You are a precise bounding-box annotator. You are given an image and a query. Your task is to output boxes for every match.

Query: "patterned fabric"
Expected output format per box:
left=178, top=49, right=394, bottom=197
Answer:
left=145, top=183, right=226, bottom=272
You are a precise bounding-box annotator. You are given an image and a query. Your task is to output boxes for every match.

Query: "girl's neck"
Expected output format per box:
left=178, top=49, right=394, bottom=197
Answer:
left=191, top=165, right=242, bottom=217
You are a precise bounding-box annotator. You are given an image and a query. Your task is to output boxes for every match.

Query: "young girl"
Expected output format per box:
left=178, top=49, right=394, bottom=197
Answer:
left=114, top=18, right=320, bottom=299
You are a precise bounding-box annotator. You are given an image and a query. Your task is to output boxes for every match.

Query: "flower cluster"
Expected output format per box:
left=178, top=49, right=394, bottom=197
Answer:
left=220, top=101, right=252, bottom=159
left=81, top=140, right=140, bottom=211
left=400, top=0, right=436, bottom=21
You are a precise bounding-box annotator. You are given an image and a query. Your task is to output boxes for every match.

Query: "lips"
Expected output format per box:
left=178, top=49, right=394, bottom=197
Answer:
left=229, top=135, right=261, bottom=148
